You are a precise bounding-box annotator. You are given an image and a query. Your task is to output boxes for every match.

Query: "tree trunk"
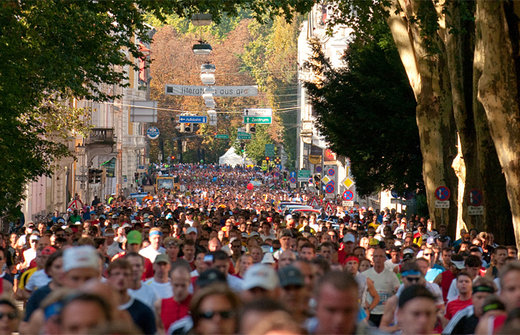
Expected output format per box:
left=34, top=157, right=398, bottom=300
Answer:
left=476, top=0, right=520, bottom=249
left=387, top=0, right=458, bottom=230
left=472, top=11, right=514, bottom=244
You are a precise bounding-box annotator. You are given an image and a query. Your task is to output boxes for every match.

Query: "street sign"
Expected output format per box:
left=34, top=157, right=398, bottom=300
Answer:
left=237, top=132, right=252, bottom=140
left=310, top=198, right=320, bottom=208
left=146, top=126, right=160, bottom=139
left=215, top=134, right=229, bottom=139
left=469, top=189, right=483, bottom=206
left=265, top=143, right=275, bottom=157
left=321, top=175, right=331, bottom=184
left=165, top=84, right=258, bottom=97
left=75, top=175, right=87, bottom=182
left=290, top=171, right=296, bottom=178
left=435, top=200, right=450, bottom=208
left=298, top=170, right=311, bottom=181
left=435, top=186, right=451, bottom=201
left=243, top=108, right=272, bottom=117
left=325, top=184, right=335, bottom=193
left=309, top=155, right=322, bottom=165
left=391, top=190, right=399, bottom=198
left=342, top=190, right=354, bottom=201
left=179, top=115, right=207, bottom=123
left=315, top=166, right=322, bottom=173
left=325, top=202, right=334, bottom=215
left=289, top=177, right=297, bottom=184
left=244, top=116, right=272, bottom=124
left=327, top=168, right=336, bottom=176
left=342, top=177, right=354, bottom=189
left=469, top=206, right=484, bottom=215
left=342, top=200, right=354, bottom=207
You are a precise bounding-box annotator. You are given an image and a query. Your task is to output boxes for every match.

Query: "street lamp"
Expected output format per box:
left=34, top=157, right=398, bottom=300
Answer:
left=192, top=41, right=212, bottom=55
left=200, top=72, right=215, bottom=85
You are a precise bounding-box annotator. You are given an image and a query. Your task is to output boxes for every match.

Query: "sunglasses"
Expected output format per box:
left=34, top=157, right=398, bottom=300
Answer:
left=199, top=310, right=235, bottom=320
left=405, top=276, right=421, bottom=283
left=0, top=312, right=17, bottom=320
left=423, top=253, right=432, bottom=256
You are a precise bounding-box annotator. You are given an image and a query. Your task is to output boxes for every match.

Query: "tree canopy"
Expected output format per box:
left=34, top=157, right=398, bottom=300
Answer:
left=304, top=24, right=422, bottom=196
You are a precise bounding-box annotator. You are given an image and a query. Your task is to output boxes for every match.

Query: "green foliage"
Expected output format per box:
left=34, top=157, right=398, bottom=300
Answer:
left=240, top=16, right=300, bottom=168
left=303, top=24, right=423, bottom=196
left=0, top=0, right=315, bottom=218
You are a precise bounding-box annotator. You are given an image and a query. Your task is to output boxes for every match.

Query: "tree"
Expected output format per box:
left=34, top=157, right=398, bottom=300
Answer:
left=318, top=0, right=514, bottom=242
left=0, top=0, right=314, bottom=217
left=303, top=23, right=423, bottom=196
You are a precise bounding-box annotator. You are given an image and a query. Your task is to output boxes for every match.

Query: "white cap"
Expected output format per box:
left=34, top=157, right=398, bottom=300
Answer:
left=63, top=246, right=100, bottom=273
left=186, top=227, right=198, bottom=235
left=343, top=233, right=356, bottom=244
left=261, top=253, right=276, bottom=264
left=243, top=264, right=279, bottom=290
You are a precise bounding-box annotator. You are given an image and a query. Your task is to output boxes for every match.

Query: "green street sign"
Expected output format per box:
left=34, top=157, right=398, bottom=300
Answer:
left=215, top=134, right=229, bottom=139
left=265, top=143, right=275, bottom=157
left=244, top=116, right=272, bottom=124
left=237, top=132, right=252, bottom=140
left=298, top=169, right=311, bottom=181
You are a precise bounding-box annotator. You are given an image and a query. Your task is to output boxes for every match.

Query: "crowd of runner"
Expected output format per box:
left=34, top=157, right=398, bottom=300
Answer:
left=2, top=164, right=520, bottom=335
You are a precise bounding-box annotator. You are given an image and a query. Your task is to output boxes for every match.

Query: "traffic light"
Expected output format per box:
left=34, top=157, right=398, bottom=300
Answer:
left=240, top=143, right=245, bottom=153
left=134, top=172, right=139, bottom=183
left=249, top=124, right=256, bottom=133
left=184, top=123, right=191, bottom=132
left=314, top=174, right=321, bottom=188
left=171, top=155, right=175, bottom=161
left=283, top=171, right=288, bottom=181
left=265, top=156, right=270, bottom=162
left=88, top=169, right=95, bottom=183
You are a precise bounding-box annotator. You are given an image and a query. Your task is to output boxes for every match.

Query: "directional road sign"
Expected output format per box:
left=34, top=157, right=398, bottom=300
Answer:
left=435, top=186, right=451, bottom=201
left=298, top=170, right=310, bottom=182
left=469, top=189, right=483, bottom=206
left=179, top=115, right=207, bottom=123
left=243, top=108, right=272, bottom=117
left=237, top=132, right=252, bottom=140
left=342, top=190, right=354, bottom=201
left=215, top=134, right=229, bottom=139
left=165, top=84, right=258, bottom=97
left=244, top=116, right=272, bottom=124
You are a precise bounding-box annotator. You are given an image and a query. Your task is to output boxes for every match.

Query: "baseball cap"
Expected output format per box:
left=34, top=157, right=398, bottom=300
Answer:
left=278, top=265, right=304, bottom=288
left=41, top=246, right=57, bottom=256
left=243, top=264, right=279, bottom=290
left=426, top=236, right=435, bottom=245
left=186, top=227, right=198, bottom=235
left=451, top=259, right=465, bottom=270
left=196, top=269, right=227, bottom=288
left=261, top=253, right=276, bottom=264
left=154, top=253, right=169, bottom=264
left=126, top=230, right=142, bottom=245
left=343, top=233, right=356, bottom=244
left=285, top=214, right=293, bottom=220
left=63, top=246, right=100, bottom=273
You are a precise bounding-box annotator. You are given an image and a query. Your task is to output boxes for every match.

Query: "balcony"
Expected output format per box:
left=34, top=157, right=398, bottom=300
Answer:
left=86, top=128, right=115, bottom=146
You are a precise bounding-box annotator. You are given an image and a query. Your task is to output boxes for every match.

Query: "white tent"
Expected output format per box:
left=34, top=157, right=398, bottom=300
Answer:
left=219, top=147, right=253, bottom=167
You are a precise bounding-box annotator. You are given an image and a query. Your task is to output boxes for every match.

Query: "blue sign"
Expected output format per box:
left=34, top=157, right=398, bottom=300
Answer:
left=276, top=164, right=282, bottom=170
left=469, top=189, right=483, bottom=206
left=325, top=184, right=335, bottom=193
left=146, top=126, right=160, bottom=139
left=290, top=171, right=296, bottom=178
left=391, top=190, right=399, bottom=198
left=435, top=186, right=451, bottom=201
left=289, top=177, right=297, bottom=184
left=179, top=115, right=207, bottom=123
left=327, top=180, right=335, bottom=186
left=343, top=190, right=354, bottom=201
left=328, top=168, right=335, bottom=176
left=315, top=166, right=322, bottom=173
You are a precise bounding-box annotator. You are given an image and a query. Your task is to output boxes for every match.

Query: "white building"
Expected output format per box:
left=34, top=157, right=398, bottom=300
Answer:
left=296, top=4, right=373, bottom=206
left=23, top=34, right=154, bottom=220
